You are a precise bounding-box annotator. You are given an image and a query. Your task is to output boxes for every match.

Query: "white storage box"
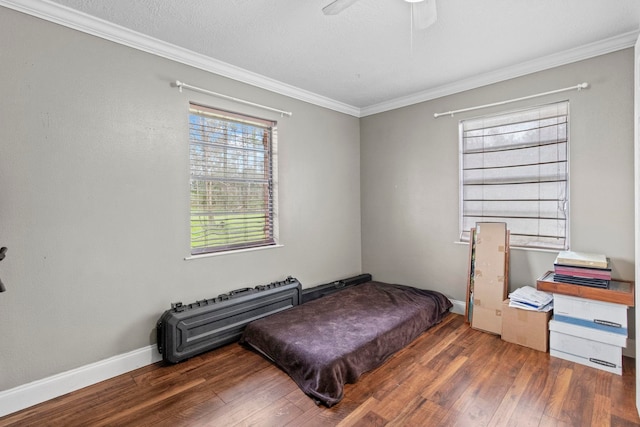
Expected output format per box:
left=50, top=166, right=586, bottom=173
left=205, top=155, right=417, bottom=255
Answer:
left=550, top=330, right=622, bottom=375
left=548, top=319, right=627, bottom=348
left=552, top=293, right=627, bottom=335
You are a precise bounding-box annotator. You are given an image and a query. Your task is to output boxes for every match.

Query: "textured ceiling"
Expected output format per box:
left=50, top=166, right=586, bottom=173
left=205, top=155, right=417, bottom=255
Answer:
left=21, top=0, right=640, bottom=112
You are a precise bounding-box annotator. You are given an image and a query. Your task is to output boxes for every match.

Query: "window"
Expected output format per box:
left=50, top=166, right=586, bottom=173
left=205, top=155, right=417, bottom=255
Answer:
left=459, top=101, right=569, bottom=250
left=189, top=103, right=277, bottom=255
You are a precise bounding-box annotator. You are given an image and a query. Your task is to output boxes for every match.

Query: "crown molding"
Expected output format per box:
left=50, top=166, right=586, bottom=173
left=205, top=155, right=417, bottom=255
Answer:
left=1, top=0, right=637, bottom=118
left=360, top=30, right=640, bottom=117
left=0, top=0, right=361, bottom=117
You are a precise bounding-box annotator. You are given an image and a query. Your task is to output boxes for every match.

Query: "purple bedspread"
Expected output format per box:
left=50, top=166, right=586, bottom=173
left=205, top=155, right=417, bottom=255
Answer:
left=239, top=281, right=452, bottom=406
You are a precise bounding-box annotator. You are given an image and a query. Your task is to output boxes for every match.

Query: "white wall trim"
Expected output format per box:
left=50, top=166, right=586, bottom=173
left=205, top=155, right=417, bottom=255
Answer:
left=0, top=0, right=361, bottom=117
left=625, top=339, right=637, bottom=358
left=449, top=298, right=466, bottom=316
left=0, top=345, right=162, bottom=418
left=0, top=0, right=637, bottom=119
left=360, top=30, right=640, bottom=117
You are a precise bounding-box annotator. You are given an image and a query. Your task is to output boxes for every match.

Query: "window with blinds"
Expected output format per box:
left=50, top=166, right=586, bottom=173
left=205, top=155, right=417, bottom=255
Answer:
left=189, top=103, right=277, bottom=255
left=459, top=101, right=569, bottom=250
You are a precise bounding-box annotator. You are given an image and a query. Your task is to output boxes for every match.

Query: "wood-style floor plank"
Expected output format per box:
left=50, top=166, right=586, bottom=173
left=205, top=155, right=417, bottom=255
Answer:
left=1, top=313, right=638, bottom=427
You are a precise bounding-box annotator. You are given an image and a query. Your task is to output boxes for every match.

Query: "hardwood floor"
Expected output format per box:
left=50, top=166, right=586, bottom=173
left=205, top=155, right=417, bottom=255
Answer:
left=1, top=313, right=638, bottom=427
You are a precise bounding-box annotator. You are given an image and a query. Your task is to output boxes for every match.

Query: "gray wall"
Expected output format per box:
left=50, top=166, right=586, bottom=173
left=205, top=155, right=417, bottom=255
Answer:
left=361, top=49, right=635, bottom=333
left=0, top=6, right=636, bottom=394
left=0, top=9, right=362, bottom=391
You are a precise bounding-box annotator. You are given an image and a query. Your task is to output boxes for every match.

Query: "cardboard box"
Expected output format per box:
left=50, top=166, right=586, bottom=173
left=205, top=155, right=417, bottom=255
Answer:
left=553, top=293, right=628, bottom=334
left=501, top=299, right=552, bottom=352
left=549, top=319, right=627, bottom=348
left=471, top=222, right=508, bottom=334
left=550, top=330, right=622, bottom=375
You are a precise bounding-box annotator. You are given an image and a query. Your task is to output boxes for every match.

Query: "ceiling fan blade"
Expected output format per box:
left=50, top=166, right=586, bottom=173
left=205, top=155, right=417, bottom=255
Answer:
left=412, top=0, right=437, bottom=29
left=322, top=0, right=360, bottom=15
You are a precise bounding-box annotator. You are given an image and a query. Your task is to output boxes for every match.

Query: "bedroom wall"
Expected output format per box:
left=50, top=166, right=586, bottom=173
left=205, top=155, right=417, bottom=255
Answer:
left=0, top=8, right=361, bottom=391
left=360, top=49, right=636, bottom=338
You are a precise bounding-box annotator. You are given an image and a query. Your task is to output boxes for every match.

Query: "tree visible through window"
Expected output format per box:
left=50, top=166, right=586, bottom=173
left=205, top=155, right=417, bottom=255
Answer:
left=459, top=101, right=569, bottom=250
left=189, top=104, right=277, bottom=255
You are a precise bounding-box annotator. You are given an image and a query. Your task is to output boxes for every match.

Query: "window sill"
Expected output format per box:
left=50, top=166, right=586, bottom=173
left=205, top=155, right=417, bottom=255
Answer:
left=184, top=244, right=284, bottom=260
left=452, top=241, right=562, bottom=254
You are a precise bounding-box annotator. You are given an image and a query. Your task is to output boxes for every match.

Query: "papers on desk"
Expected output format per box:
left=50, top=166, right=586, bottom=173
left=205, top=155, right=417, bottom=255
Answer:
left=508, top=286, right=553, bottom=312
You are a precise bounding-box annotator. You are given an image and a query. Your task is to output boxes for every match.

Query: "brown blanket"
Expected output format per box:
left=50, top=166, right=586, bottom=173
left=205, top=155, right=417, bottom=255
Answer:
left=240, top=281, right=452, bottom=406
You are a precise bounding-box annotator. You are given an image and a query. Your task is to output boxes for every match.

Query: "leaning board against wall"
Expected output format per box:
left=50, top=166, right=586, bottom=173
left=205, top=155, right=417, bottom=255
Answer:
left=465, top=222, right=510, bottom=334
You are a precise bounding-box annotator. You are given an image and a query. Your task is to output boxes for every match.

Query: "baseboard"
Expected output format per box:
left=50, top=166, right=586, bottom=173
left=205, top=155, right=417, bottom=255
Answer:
left=0, top=345, right=162, bottom=418
left=624, top=339, right=636, bottom=358
left=449, top=298, right=466, bottom=316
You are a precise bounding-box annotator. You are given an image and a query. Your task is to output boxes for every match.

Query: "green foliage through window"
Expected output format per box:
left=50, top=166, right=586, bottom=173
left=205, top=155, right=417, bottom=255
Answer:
left=189, top=104, right=276, bottom=254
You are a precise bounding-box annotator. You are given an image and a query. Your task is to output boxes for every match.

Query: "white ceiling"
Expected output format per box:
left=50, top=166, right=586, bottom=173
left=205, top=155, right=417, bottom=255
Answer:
left=4, top=0, right=640, bottom=116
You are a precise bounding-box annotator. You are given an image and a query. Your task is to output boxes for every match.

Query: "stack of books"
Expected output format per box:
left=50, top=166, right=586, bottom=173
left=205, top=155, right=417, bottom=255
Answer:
left=508, top=286, right=553, bottom=312
left=553, top=251, right=611, bottom=288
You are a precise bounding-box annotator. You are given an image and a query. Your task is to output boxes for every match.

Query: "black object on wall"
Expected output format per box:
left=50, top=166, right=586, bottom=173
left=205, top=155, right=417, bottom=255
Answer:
left=0, top=247, right=7, bottom=292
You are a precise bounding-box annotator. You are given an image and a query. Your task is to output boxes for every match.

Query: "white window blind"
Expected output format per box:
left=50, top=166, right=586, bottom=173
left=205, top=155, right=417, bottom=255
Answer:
left=189, top=103, right=277, bottom=255
left=459, top=101, right=569, bottom=250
